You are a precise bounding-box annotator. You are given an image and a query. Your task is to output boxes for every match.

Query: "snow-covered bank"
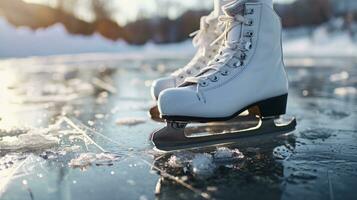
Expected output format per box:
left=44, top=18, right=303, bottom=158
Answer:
left=1, top=17, right=356, bottom=61
left=0, top=18, right=195, bottom=58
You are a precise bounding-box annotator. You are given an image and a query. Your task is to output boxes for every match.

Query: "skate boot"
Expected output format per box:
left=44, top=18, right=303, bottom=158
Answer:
left=152, top=0, right=296, bottom=151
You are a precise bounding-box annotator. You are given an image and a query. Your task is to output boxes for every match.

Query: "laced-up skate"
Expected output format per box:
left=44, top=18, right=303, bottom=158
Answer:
left=151, top=0, right=296, bottom=152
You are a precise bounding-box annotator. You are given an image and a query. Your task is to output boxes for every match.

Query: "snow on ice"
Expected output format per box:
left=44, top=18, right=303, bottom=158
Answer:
left=68, top=152, right=120, bottom=169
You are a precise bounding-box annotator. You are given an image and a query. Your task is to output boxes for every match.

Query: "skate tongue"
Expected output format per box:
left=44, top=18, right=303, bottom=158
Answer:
left=223, top=0, right=246, bottom=43
left=223, top=0, right=246, bottom=17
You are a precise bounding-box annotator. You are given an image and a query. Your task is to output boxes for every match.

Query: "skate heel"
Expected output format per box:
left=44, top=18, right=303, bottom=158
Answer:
left=255, top=94, right=287, bottom=118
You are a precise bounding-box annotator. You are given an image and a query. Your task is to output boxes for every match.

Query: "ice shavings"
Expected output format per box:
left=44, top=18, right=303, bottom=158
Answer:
left=334, top=87, right=357, bottom=96
left=166, top=147, right=245, bottom=177
left=168, top=154, right=186, bottom=168
left=213, top=147, right=244, bottom=162
left=273, top=145, right=293, bottom=160
left=0, top=116, right=115, bottom=155
left=0, top=125, right=61, bottom=153
left=0, top=133, right=59, bottom=153
left=0, top=153, right=27, bottom=171
left=329, top=71, right=349, bottom=82
left=68, top=152, right=120, bottom=169
left=0, top=127, right=31, bottom=137
left=191, top=154, right=215, bottom=177
left=167, top=152, right=194, bottom=168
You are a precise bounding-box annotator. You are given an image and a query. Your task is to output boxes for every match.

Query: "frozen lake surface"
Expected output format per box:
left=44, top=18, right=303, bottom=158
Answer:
left=0, top=54, right=356, bottom=200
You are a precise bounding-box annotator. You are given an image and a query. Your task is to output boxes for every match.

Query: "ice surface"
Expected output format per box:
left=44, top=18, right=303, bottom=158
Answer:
left=329, top=71, right=349, bottom=82
left=0, top=154, right=27, bottom=171
left=300, top=128, right=334, bottom=140
left=0, top=28, right=355, bottom=199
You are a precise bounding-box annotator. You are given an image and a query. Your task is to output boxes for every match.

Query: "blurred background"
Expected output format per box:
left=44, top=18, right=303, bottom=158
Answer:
left=0, top=1, right=356, bottom=200
left=0, top=0, right=356, bottom=58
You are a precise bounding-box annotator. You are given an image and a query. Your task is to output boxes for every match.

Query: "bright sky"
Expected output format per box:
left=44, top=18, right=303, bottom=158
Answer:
left=22, top=0, right=296, bottom=25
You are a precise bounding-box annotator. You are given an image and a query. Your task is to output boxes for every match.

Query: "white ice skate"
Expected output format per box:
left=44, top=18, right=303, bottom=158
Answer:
left=152, top=0, right=296, bottom=151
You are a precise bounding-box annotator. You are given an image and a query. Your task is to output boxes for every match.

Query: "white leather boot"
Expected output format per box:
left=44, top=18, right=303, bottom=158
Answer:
left=158, top=0, right=289, bottom=120
left=150, top=0, right=234, bottom=101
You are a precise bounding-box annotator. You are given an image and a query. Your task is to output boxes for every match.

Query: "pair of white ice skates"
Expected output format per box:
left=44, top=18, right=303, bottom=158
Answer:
left=150, top=0, right=296, bottom=151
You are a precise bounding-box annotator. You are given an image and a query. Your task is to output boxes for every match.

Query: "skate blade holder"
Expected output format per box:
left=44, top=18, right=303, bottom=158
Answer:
left=151, top=115, right=296, bottom=152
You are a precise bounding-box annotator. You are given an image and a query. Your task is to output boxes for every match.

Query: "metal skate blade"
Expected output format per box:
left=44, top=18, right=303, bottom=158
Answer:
left=151, top=116, right=297, bottom=152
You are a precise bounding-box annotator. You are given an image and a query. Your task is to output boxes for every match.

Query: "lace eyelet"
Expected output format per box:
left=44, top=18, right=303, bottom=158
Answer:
left=200, top=81, right=209, bottom=87
left=233, top=62, right=241, bottom=68
left=240, top=53, right=246, bottom=60
left=210, top=75, right=219, bottom=82
left=245, top=8, right=254, bottom=15
left=179, top=75, right=185, bottom=79
left=215, top=58, right=220, bottom=62
left=245, top=42, right=252, bottom=50
left=247, top=19, right=253, bottom=26
left=220, top=70, right=229, bottom=76
left=245, top=31, right=254, bottom=37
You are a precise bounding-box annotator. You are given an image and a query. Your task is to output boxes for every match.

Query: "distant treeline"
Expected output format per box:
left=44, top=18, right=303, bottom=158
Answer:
left=0, top=0, right=355, bottom=44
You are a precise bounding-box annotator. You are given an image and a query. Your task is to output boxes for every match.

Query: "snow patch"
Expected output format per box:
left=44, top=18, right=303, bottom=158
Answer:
left=0, top=127, right=60, bottom=153
left=68, top=153, right=120, bottom=169
left=0, top=134, right=59, bottom=153
left=334, top=87, right=357, bottom=96
left=166, top=147, right=245, bottom=177
left=116, top=117, right=146, bottom=126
